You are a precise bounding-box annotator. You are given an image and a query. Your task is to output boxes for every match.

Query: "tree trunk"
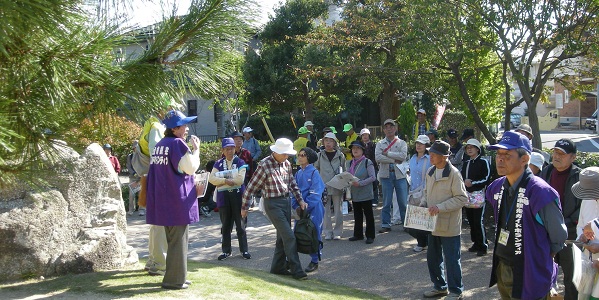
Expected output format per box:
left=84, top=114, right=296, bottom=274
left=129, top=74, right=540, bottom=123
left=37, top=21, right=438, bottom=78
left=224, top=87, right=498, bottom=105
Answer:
left=301, top=79, right=314, bottom=121
left=450, top=64, right=496, bottom=144
left=379, top=80, right=397, bottom=124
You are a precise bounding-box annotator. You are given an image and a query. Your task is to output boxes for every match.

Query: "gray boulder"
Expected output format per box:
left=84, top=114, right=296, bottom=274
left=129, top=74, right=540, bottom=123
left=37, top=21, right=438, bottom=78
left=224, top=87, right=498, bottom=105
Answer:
left=0, top=142, right=138, bottom=281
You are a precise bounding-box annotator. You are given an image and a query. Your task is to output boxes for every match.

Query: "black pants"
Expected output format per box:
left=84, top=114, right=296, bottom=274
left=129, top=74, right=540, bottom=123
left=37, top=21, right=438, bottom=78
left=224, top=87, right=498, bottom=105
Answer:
left=465, top=205, right=487, bottom=251
left=352, top=200, right=375, bottom=239
left=219, top=191, right=248, bottom=253
left=407, top=228, right=429, bottom=247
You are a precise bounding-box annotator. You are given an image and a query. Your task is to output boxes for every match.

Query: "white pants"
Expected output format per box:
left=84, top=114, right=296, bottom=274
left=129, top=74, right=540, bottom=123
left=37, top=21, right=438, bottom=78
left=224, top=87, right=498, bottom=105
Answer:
left=145, top=225, right=167, bottom=271
left=324, top=194, right=343, bottom=238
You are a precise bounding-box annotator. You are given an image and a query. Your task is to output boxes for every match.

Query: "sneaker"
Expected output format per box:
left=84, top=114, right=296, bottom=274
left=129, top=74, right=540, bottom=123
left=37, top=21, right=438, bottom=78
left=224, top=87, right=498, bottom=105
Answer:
left=468, top=246, right=478, bottom=252
left=372, top=203, right=378, bottom=207
left=348, top=236, right=364, bottom=241
left=127, top=211, right=133, bottom=216
left=423, top=289, right=449, bottom=298
left=324, top=235, right=333, bottom=240
left=333, top=236, right=341, bottom=240
left=445, top=293, right=463, bottom=299
left=391, top=219, right=402, bottom=225
left=477, top=250, right=487, bottom=256
left=365, top=238, right=374, bottom=244
left=161, top=283, right=189, bottom=290
left=413, top=245, right=427, bottom=252
left=379, top=227, right=391, bottom=233
left=218, top=252, right=231, bottom=261
left=293, top=272, right=308, bottom=280
left=148, top=269, right=165, bottom=276
left=242, top=252, right=251, bottom=259
left=305, top=262, right=318, bottom=273
left=200, top=206, right=211, bottom=217
left=138, top=209, right=145, bottom=216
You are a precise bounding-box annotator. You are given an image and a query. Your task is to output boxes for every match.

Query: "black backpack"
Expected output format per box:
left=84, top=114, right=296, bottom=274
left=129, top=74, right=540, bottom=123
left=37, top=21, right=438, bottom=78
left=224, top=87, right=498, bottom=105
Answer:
left=294, top=210, right=322, bottom=261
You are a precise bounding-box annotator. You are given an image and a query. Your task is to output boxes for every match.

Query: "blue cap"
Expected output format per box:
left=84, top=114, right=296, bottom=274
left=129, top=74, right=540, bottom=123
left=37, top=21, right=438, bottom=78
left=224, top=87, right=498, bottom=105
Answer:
left=487, top=131, right=532, bottom=153
left=221, top=137, right=235, bottom=148
left=162, top=110, right=197, bottom=129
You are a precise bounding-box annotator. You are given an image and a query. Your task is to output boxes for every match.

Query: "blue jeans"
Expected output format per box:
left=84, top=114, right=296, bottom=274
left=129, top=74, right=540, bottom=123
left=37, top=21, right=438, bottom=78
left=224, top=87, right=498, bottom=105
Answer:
left=380, top=172, right=407, bottom=228
left=427, top=235, right=463, bottom=294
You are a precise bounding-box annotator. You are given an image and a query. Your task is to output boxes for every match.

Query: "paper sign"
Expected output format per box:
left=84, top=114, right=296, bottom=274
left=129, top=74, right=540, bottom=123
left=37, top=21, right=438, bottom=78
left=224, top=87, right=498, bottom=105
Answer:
left=404, top=205, right=438, bottom=232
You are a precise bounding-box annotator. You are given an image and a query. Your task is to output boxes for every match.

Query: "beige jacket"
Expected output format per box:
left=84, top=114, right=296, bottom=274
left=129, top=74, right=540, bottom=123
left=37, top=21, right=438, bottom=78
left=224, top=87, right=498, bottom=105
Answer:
left=424, top=161, right=468, bottom=237
left=375, top=136, right=408, bottom=179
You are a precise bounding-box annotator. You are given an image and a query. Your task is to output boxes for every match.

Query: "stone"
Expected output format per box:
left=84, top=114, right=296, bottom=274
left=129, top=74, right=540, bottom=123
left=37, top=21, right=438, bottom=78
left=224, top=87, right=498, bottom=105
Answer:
left=0, top=143, right=138, bottom=281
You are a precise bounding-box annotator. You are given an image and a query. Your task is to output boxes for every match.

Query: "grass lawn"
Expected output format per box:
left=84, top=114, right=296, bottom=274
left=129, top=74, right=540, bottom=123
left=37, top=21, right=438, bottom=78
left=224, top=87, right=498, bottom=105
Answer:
left=0, top=260, right=385, bottom=299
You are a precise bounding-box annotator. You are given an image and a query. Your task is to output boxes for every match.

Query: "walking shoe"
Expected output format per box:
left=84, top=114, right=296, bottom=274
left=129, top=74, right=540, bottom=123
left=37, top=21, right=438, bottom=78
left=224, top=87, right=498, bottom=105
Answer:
left=200, top=206, right=211, bottom=217
left=127, top=211, right=133, bottom=216
left=272, top=270, right=292, bottom=276
left=218, top=252, right=231, bottom=261
left=413, top=245, right=427, bottom=252
left=372, top=203, right=378, bottom=207
left=161, top=283, right=189, bottom=290
left=379, top=227, right=391, bottom=233
left=148, top=269, right=165, bottom=276
left=185, top=280, right=192, bottom=285
left=391, top=219, right=402, bottom=226
left=445, top=292, right=463, bottom=299
left=293, top=272, right=308, bottom=280
left=138, top=209, right=145, bottom=216
left=365, top=238, right=374, bottom=244
left=477, top=250, right=487, bottom=256
left=333, top=236, right=341, bottom=240
left=468, top=246, right=478, bottom=252
left=348, top=236, right=364, bottom=241
left=423, top=289, right=449, bottom=297
left=242, top=252, right=251, bottom=259
left=324, top=234, right=333, bottom=240
left=305, top=262, right=318, bottom=273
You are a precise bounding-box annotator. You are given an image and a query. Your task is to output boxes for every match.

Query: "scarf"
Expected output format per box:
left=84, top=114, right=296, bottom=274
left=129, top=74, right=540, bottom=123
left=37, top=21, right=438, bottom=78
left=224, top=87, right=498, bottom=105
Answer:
left=349, top=155, right=366, bottom=175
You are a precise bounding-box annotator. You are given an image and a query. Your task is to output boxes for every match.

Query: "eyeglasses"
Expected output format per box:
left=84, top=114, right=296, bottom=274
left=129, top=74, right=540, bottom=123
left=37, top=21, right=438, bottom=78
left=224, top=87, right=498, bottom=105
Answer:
left=298, top=153, right=307, bottom=157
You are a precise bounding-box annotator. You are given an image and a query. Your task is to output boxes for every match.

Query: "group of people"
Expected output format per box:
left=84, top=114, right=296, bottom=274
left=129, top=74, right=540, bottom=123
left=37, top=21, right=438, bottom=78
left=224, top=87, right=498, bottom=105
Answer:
left=123, top=104, right=598, bottom=300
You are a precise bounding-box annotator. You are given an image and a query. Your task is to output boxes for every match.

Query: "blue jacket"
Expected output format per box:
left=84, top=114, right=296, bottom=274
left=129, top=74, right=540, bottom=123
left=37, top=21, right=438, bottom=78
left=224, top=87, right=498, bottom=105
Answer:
left=292, top=164, right=325, bottom=217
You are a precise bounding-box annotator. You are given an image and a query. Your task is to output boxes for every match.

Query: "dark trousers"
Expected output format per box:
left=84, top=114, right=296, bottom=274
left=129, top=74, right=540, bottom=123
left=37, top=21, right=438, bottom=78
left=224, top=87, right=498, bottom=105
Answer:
left=556, top=243, right=577, bottom=300
left=264, top=196, right=304, bottom=276
left=219, top=192, right=248, bottom=253
left=465, top=203, right=487, bottom=251
left=162, top=225, right=188, bottom=287
left=372, top=180, right=379, bottom=205
left=407, top=228, right=429, bottom=247
left=352, top=200, right=375, bottom=239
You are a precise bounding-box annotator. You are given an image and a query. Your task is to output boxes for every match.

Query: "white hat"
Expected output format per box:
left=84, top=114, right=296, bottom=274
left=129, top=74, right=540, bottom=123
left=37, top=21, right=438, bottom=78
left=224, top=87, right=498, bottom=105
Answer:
left=304, top=121, right=314, bottom=127
left=359, top=128, right=371, bottom=136
left=415, top=135, right=430, bottom=145
left=465, top=138, right=482, bottom=150
left=323, top=132, right=338, bottom=143
left=529, top=152, right=544, bottom=171
left=417, top=109, right=426, bottom=115
left=270, top=138, right=296, bottom=155
left=242, top=127, right=253, bottom=133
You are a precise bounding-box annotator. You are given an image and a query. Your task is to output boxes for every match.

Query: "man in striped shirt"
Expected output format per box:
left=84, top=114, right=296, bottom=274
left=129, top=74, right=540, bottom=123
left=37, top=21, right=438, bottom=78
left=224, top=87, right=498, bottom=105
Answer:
left=241, top=138, right=308, bottom=280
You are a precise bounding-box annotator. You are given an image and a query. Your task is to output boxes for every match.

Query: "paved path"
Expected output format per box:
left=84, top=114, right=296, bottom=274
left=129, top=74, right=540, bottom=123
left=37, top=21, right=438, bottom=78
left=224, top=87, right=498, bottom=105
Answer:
left=126, top=204, right=501, bottom=299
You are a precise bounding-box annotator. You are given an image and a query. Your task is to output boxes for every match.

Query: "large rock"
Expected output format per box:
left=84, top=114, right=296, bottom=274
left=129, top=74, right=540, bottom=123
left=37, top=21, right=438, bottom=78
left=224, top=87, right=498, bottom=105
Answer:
left=0, top=142, right=138, bottom=281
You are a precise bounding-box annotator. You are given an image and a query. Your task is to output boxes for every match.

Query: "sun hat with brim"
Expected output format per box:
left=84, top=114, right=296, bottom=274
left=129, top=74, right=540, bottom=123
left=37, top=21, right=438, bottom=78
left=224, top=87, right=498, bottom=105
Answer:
left=429, top=140, right=451, bottom=156
left=359, top=128, right=371, bottom=136
left=230, top=131, right=243, bottom=138
left=304, top=121, right=315, bottom=127
left=242, top=127, right=253, bottom=133
left=415, top=135, right=430, bottom=145
left=417, top=109, right=426, bottom=115
left=487, top=131, right=532, bottom=153
left=343, top=124, right=353, bottom=132
left=529, top=152, right=545, bottom=171
left=323, top=132, right=338, bottom=143
left=162, top=110, right=198, bottom=129
left=270, top=138, right=296, bottom=155
left=330, top=126, right=338, bottom=134
left=516, top=124, right=533, bottom=136
left=465, top=139, right=482, bottom=150
left=221, top=138, right=235, bottom=148
left=426, top=129, right=439, bottom=138
left=322, top=127, right=332, bottom=133
left=349, top=140, right=365, bottom=150
left=572, top=167, right=599, bottom=200
left=298, top=126, right=311, bottom=134
left=383, top=119, right=396, bottom=126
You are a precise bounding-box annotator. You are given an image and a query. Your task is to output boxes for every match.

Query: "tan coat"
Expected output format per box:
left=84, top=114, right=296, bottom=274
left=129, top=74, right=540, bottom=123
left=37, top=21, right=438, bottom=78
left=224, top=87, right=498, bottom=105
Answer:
left=424, top=161, right=468, bottom=237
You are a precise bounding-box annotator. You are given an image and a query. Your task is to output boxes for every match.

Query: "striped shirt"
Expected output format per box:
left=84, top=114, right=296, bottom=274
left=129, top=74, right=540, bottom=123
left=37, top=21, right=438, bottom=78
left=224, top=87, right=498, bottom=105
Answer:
left=241, top=154, right=303, bottom=210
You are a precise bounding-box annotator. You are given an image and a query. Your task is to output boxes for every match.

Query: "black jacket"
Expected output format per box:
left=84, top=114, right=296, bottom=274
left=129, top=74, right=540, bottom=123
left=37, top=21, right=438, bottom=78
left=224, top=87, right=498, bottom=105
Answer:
left=460, top=155, right=490, bottom=193
left=540, top=164, right=581, bottom=239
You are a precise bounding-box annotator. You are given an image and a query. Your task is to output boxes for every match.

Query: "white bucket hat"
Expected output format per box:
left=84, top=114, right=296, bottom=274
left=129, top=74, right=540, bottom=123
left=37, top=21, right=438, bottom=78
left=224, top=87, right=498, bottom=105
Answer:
left=304, top=121, right=314, bottom=127
left=465, top=138, right=482, bottom=151
left=529, top=152, right=545, bottom=171
left=415, top=135, right=430, bottom=145
left=270, top=138, right=296, bottom=155
left=359, top=128, right=371, bottom=136
left=323, top=132, right=338, bottom=143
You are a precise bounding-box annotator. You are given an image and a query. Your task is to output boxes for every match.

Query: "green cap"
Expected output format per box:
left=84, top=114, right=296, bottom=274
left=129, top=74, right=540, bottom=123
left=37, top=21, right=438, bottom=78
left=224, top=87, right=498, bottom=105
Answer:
left=343, top=124, right=353, bottom=132
left=298, top=126, right=311, bottom=134
left=330, top=126, right=338, bottom=134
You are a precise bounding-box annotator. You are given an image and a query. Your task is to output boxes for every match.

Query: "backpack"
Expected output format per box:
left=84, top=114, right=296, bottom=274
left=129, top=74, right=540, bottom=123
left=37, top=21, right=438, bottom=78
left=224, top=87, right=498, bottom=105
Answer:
left=294, top=210, right=322, bottom=260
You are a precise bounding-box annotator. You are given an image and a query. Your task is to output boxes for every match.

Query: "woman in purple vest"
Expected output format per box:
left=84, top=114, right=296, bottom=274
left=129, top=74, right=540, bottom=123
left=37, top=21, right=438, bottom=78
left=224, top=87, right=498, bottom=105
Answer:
left=146, top=110, right=200, bottom=290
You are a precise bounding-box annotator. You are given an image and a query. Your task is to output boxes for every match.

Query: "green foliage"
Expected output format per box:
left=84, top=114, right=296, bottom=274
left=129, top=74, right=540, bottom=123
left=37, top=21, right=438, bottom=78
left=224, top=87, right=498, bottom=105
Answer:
left=63, top=113, right=141, bottom=168
left=397, top=101, right=416, bottom=140
left=0, top=0, right=255, bottom=187
left=438, top=109, right=469, bottom=139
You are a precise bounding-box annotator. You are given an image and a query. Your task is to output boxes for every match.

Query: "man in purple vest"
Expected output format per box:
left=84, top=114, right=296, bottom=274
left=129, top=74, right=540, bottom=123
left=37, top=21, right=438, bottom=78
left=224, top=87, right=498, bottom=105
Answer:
left=486, top=131, right=567, bottom=299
